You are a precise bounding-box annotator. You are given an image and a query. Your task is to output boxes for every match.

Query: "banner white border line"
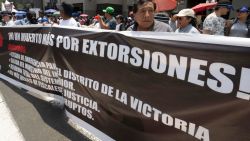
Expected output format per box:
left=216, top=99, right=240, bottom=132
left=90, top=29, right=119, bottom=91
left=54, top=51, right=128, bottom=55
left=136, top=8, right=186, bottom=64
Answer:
left=66, top=110, right=116, bottom=141
left=0, top=73, right=56, bottom=102
left=0, top=73, right=115, bottom=141
left=2, top=25, right=250, bottom=47
left=120, top=31, right=250, bottom=48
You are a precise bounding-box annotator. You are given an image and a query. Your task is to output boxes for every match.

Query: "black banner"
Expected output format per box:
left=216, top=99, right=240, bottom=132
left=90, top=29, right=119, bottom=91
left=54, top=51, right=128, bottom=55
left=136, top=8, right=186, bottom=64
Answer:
left=0, top=26, right=250, bottom=141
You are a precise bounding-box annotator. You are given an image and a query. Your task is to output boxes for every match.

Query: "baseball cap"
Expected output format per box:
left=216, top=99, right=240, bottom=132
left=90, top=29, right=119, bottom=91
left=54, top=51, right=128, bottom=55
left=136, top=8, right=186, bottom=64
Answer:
left=217, top=1, right=234, bottom=10
left=176, top=9, right=195, bottom=18
left=103, top=7, right=114, bottom=15
left=237, top=6, right=249, bottom=13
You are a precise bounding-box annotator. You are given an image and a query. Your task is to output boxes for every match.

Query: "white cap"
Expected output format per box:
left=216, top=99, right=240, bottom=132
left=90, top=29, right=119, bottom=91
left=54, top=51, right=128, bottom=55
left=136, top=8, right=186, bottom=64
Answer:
left=176, top=9, right=195, bottom=18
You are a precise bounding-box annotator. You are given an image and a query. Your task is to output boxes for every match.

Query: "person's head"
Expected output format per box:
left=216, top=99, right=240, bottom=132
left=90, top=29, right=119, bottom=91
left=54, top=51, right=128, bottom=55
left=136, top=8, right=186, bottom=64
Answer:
left=215, top=1, right=233, bottom=16
left=236, top=6, right=249, bottom=21
left=129, top=11, right=134, bottom=18
left=27, top=11, right=34, bottom=20
left=102, top=6, right=115, bottom=19
left=57, top=2, right=74, bottom=19
left=26, top=11, right=37, bottom=24
left=176, top=9, right=196, bottom=28
left=133, top=0, right=157, bottom=30
left=1, top=11, right=12, bottom=22
left=39, top=10, right=44, bottom=17
left=115, top=15, right=124, bottom=24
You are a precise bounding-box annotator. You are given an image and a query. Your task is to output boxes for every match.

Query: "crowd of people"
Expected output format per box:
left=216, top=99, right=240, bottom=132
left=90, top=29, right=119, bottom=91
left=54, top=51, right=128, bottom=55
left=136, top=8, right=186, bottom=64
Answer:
left=0, top=0, right=249, bottom=38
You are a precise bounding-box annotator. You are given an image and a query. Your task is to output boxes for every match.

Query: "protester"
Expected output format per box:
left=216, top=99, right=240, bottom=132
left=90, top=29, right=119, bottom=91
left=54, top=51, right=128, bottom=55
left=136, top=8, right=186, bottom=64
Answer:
left=58, top=2, right=79, bottom=27
left=203, top=1, right=233, bottom=35
left=26, top=11, right=38, bottom=24
left=1, top=11, right=15, bottom=26
left=115, top=15, right=125, bottom=31
left=79, top=15, right=89, bottom=25
left=228, top=6, right=250, bottom=38
left=175, top=9, right=200, bottom=34
left=125, top=11, right=135, bottom=29
left=127, top=0, right=172, bottom=32
left=125, top=17, right=134, bottom=30
left=97, top=6, right=117, bottom=30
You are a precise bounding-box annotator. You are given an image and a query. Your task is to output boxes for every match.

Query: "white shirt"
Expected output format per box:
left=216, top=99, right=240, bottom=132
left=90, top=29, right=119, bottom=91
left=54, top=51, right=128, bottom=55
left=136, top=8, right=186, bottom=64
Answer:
left=5, top=20, right=15, bottom=26
left=59, top=17, right=78, bottom=27
left=116, top=23, right=122, bottom=31
left=175, top=24, right=200, bottom=34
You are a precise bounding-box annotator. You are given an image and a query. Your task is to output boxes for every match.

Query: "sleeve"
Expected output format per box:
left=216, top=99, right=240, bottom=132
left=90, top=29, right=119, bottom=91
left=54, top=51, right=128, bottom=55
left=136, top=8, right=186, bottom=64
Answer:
left=108, top=20, right=117, bottom=30
left=203, top=17, right=214, bottom=31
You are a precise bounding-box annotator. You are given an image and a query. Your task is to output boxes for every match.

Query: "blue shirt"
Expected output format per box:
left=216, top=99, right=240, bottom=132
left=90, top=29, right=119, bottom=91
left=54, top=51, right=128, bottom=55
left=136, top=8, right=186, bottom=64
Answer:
left=175, top=24, right=200, bottom=34
left=105, top=17, right=116, bottom=30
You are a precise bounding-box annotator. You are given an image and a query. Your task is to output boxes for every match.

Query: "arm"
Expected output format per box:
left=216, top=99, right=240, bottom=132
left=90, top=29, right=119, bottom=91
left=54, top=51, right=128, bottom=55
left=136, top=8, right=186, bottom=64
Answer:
left=97, top=16, right=109, bottom=29
left=202, top=29, right=213, bottom=35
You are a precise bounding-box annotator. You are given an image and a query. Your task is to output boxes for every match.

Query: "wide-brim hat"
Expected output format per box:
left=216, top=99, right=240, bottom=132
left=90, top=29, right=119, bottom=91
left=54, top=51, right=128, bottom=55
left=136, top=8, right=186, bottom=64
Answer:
left=176, top=9, right=195, bottom=18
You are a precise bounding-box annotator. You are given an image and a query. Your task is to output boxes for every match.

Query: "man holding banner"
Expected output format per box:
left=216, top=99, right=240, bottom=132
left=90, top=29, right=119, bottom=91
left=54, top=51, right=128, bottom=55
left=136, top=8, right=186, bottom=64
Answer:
left=127, top=0, right=172, bottom=32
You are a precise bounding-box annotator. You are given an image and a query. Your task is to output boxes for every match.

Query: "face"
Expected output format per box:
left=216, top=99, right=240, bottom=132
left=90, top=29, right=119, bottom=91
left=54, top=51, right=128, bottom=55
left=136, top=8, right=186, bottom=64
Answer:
left=39, top=12, right=44, bottom=17
left=104, top=12, right=108, bottom=18
left=237, top=11, right=249, bottom=20
left=220, top=7, right=229, bottom=15
left=116, top=18, right=121, bottom=24
left=134, top=2, right=155, bottom=29
left=2, top=15, right=10, bottom=22
left=177, top=16, right=191, bottom=28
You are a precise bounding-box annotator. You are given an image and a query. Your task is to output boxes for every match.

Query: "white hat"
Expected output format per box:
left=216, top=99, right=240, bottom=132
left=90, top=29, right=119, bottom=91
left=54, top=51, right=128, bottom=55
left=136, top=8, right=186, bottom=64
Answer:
left=176, top=9, right=195, bottom=18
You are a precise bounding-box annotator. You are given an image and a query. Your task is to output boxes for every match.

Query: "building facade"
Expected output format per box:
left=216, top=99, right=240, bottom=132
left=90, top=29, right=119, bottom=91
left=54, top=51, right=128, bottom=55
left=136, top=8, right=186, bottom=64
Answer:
left=43, top=0, right=136, bottom=16
left=5, top=0, right=249, bottom=17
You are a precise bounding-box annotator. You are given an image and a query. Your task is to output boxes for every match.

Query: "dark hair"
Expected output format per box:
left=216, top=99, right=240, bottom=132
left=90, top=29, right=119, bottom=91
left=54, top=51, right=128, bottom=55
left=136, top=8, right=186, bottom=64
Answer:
left=60, top=2, right=74, bottom=17
left=133, top=0, right=157, bottom=13
left=27, top=11, right=38, bottom=24
left=214, top=6, right=220, bottom=11
left=186, top=16, right=197, bottom=27
left=1, top=11, right=12, bottom=17
left=116, top=15, right=124, bottom=22
left=215, top=1, right=232, bottom=11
